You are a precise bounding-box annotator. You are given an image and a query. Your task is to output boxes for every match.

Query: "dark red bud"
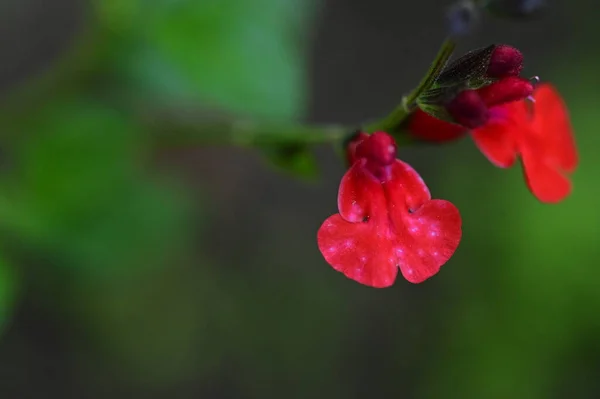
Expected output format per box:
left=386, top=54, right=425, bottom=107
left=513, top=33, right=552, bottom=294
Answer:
left=351, top=132, right=399, bottom=181
left=345, top=131, right=369, bottom=166
left=356, top=132, right=397, bottom=167
left=446, top=90, right=489, bottom=129
left=486, top=45, right=523, bottom=78
left=478, top=76, right=534, bottom=107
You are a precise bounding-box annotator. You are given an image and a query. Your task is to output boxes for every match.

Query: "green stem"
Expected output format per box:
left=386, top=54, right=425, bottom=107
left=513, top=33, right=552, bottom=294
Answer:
left=364, top=38, right=456, bottom=133
left=148, top=113, right=350, bottom=148
left=405, top=38, right=457, bottom=108
left=150, top=39, right=456, bottom=148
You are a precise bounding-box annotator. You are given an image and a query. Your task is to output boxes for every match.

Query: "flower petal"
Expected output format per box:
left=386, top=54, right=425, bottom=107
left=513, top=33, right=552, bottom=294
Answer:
left=477, top=76, right=533, bottom=108
left=520, top=148, right=572, bottom=203
left=317, top=214, right=398, bottom=288
left=385, top=160, right=431, bottom=211
left=471, top=115, right=519, bottom=168
left=390, top=199, right=461, bottom=283
left=408, top=109, right=467, bottom=142
left=531, top=84, right=578, bottom=173
left=337, top=160, right=387, bottom=223
left=398, top=200, right=461, bottom=283
left=384, top=161, right=462, bottom=283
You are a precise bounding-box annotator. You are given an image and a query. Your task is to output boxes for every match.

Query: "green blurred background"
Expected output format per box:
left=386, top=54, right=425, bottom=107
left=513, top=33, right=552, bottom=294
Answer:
left=0, top=0, right=598, bottom=398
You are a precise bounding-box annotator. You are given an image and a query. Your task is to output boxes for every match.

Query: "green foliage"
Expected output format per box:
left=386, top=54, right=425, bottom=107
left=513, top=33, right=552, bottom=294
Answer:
left=100, top=0, right=313, bottom=120
left=261, top=143, right=319, bottom=180
left=95, top=0, right=319, bottom=179
left=0, top=0, right=341, bottom=393
left=0, top=0, right=317, bottom=347
left=1, top=99, right=190, bottom=273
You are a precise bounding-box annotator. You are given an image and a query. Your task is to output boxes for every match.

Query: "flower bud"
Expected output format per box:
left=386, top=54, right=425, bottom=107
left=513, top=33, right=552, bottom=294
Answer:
left=416, top=44, right=532, bottom=129
left=446, top=90, right=489, bottom=129
left=434, top=44, right=523, bottom=88
left=356, top=132, right=397, bottom=167
left=486, top=45, right=523, bottom=78
left=344, top=131, right=369, bottom=166
left=435, top=45, right=496, bottom=88
left=477, top=76, right=534, bottom=107
left=346, top=132, right=399, bottom=182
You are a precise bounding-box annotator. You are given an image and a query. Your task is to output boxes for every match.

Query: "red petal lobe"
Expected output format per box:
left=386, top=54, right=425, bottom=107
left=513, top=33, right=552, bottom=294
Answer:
left=337, top=161, right=387, bottom=223
left=520, top=149, right=572, bottom=203
left=384, top=161, right=462, bottom=283
left=471, top=117, right=519, bottom=168
left=395, top=200, right=462, bottom=283
left=478, top=76, right=533, bottom=108
left=385, top=160, right=431, bottom=211
left=531, top=84, right=578, bottom=173
left=317, top=214, right=398, bottom=288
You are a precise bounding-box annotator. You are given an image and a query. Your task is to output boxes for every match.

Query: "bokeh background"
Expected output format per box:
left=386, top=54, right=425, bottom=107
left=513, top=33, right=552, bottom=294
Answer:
left=1, top=0, right=599, bottom=398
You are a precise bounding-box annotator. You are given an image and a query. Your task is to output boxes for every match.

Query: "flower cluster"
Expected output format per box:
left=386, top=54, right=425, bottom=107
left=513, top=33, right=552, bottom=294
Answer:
left=409, top=83, right=577, bottom=203
left=417, top=44, right=534, bottom=129
left=317, top=43, right=578, bottom=288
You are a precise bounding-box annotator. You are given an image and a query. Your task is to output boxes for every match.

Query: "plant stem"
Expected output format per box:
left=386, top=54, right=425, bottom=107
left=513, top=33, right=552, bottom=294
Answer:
left=406, top=38, right=457, bottom=108
left=148, top=113, right=350, bottom=148
left=151, top=39, right=456, bottom=148
left=364, top=38, right=456, bottom=133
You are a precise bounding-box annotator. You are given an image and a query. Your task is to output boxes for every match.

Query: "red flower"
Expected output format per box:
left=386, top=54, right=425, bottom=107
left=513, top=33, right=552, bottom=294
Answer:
left=474, top=83, right=578, bottom=202
left=409, top=83, right=578, bottom=203
left=418, top=44, right=532, bottom=129
left=317, top=132, right=462, bottom=287
left=442, top=76, right=534, bottom=129
left=408, top=109, right=466, bottom=142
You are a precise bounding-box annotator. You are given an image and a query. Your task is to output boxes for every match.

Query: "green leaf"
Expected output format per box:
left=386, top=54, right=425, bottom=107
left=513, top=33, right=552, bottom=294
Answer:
left=260, top=143, right=319, bottom=180
left=107, top=0, right=315, bottom=120
left=2, top=98, right=190, bottom=274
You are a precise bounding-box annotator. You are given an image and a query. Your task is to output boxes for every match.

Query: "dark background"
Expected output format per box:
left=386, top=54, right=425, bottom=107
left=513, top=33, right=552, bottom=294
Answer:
left=1, top=0, right=599, bottom=398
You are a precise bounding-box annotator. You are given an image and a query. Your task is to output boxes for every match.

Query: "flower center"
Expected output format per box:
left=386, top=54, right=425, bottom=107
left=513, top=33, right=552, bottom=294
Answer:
left=355, top=132, right=398, bottom=182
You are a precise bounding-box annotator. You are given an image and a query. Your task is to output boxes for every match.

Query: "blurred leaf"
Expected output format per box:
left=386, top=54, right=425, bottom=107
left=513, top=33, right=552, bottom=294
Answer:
left=261, top=143, right=319, bottom=179
left=1, top=98, right=190, bottom=273
left=0, top=256, right=17, bottom=335
left=95, top=0, right=140, bottom=34
left=102, top=0, right=314, bottom=120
